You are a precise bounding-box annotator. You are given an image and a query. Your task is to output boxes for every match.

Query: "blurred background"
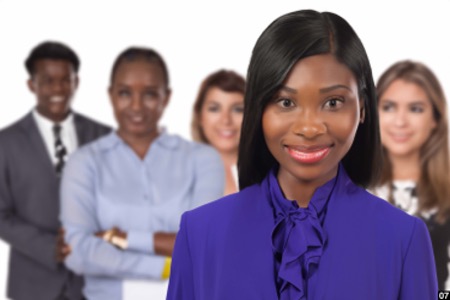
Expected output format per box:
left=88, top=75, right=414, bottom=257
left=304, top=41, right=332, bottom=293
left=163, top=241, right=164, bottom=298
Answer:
left=0, top=0, right=449, bottom=297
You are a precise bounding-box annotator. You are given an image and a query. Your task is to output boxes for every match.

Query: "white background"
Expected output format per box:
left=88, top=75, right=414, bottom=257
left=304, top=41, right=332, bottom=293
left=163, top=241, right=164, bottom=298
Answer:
left=0, top=0, right=449, bottom=298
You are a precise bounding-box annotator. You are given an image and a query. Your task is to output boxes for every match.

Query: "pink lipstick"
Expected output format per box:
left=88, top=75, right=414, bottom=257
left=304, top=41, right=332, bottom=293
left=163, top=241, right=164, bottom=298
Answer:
left=286, top=146, right=331, bottom=164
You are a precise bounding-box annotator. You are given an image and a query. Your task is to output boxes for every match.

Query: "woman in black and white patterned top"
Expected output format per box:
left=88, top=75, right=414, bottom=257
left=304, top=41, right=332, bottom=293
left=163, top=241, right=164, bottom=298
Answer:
left=372, top=60, right=450, bottom=289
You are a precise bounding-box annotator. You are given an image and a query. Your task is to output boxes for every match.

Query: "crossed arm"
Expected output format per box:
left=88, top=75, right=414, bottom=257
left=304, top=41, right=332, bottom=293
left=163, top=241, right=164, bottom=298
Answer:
left=60, top=145, right=224, bottom=279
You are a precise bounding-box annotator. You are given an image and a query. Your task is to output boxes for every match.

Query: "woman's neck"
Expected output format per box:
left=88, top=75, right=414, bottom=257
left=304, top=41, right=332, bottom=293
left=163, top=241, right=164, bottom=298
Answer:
left=219, top=150, right=238, bottom=195
left=277, top=166, right=338, bottom=208
left=389, top=152, right=420, bottom=182
left=219, top=150, right=238, bottom=168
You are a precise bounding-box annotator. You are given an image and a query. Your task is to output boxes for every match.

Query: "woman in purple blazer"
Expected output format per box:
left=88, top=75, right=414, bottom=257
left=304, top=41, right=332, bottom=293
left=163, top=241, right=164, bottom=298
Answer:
left=167, top=10, right=438, bottom=300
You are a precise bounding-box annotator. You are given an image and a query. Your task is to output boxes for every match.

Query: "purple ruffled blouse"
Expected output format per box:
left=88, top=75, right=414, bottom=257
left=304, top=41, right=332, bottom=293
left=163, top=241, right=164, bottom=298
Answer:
left=265, top=168, right=337, bottom=299
left=167, top=163, right=437, bottom=299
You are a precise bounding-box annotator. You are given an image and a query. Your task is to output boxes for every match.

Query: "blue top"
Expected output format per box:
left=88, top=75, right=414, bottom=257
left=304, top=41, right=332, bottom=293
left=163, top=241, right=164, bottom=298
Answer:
left=167, top=165, right=437, bottom=300
left=60, top=131, right=224, bottom=300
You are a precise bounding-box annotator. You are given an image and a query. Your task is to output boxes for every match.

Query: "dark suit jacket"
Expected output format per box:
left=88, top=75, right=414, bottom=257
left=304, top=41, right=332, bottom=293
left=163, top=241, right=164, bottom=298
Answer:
left=0, top=112, right=111, bottom=300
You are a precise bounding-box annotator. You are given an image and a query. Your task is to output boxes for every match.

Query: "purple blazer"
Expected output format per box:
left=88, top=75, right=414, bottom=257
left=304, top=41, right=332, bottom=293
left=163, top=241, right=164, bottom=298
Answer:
left=167, top=166, right=437, bottom=299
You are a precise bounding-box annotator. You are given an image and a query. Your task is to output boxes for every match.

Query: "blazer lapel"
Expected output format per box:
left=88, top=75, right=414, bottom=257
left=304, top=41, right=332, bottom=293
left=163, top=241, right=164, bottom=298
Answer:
left=19, top=112, right=56, bottom=175
left=73, top=113, right=89, bottom=146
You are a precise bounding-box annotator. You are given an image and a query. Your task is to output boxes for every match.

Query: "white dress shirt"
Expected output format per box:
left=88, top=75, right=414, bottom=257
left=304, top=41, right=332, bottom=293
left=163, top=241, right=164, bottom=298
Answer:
left=32, top=109, right=78, bottom=165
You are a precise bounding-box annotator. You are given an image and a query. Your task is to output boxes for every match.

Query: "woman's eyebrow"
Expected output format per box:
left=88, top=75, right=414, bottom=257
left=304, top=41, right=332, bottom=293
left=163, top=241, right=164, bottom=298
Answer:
left=280, top=84, right=354, bottom=94
left=280, top=86, right=297, bottom=94
left=380, top=99, right=395, bottom=104
left=205, top=100, right=220, bottom=105
left=319, top=84, right=352, bottom=93
left=115, top=83, right=129, bottom=88
left=408, top=101, right=426, bottom=106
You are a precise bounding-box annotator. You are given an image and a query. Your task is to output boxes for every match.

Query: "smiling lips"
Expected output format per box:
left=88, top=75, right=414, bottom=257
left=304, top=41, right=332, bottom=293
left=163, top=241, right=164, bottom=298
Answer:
left=124, top=114, right=146, bottom=126
left=49, top=96, right=66, bottom=103
left=286, top=145, right=331, bottom=164
left=388, top=133, right=411, bottom=143
left=217, top=129, right=237, bottom=139
left=130, top=115, right=144, bottom=123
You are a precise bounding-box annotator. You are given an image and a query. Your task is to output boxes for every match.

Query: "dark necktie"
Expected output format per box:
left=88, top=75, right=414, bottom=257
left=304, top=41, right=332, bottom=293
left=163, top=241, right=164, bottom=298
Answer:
left=53, top=124, right=67, bottom=175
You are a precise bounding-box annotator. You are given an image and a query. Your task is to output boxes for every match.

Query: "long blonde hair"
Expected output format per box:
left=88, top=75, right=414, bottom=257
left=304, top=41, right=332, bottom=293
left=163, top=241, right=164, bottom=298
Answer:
left=376, top=60, right=450, bottom=222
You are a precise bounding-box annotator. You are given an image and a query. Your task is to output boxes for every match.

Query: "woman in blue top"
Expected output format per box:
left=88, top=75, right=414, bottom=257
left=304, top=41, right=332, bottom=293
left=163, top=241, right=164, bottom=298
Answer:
left=60, top=47, right=224, bottom=299
left=166, top=9, right=437, bottom=300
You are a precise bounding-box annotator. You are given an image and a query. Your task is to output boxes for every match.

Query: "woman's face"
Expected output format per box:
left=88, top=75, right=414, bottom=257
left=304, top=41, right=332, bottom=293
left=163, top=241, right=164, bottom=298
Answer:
left=378, top=79, right=436, bottom=159
left=200, top=87, right=244, bottom=154
left=262, top=53, right=362, bottom=186
left=109, top=60, right=169, bottom=139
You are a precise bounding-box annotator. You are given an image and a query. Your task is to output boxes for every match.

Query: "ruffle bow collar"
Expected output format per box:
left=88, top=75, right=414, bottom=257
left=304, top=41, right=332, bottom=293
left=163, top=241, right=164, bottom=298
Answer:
left=264, top=167, right=338, bottom=299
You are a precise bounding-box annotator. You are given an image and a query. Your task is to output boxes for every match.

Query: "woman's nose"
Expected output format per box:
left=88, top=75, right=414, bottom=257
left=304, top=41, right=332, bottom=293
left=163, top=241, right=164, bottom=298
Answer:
left=220, top=111, right=233, bottom=125
left=130, top=96, right=143, bottom=111
left=292, top=111, right=326, bottom=139
left=394, top=109, right=408, bottom=127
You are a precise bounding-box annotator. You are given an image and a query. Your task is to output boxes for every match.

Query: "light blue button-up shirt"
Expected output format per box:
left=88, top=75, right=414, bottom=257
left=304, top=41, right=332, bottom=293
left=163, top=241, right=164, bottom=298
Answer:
left=60, top=131, right=224, bottom=299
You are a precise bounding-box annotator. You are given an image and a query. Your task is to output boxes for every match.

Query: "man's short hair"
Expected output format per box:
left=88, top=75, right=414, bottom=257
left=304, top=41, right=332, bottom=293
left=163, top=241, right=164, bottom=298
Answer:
left=25, top=41, right=80, bottom=76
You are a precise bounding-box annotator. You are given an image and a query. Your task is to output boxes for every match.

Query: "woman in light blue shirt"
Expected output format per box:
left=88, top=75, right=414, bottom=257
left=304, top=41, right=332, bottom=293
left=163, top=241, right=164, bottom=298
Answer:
left=60, top=47, right=224, bottom=300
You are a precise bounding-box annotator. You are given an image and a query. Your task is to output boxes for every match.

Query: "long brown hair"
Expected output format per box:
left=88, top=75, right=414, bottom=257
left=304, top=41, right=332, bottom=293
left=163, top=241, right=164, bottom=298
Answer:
left=376, top=60, right=450, bottom=222
left=191, top=70, right=245, bottom=143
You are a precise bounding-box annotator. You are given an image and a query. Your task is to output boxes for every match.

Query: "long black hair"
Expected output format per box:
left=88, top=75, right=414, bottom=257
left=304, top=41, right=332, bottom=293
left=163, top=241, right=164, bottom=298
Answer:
left=238, top=9, right=382, bottom=189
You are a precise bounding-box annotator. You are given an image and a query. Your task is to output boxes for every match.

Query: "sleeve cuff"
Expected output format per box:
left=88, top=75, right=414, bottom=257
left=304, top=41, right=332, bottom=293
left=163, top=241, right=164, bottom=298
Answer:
left=127, top=231, right=155, bottom=254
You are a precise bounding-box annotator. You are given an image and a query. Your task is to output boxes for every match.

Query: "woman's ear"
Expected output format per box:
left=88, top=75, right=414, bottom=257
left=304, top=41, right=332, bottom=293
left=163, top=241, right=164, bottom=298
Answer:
left=163, top=88, right=171, bottom=109
left=108, top=86, right=113, bottom=105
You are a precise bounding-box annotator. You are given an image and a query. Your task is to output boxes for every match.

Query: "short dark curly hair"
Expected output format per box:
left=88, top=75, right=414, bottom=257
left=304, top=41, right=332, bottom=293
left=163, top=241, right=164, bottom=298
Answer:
left=25, top=41, right=80, bottom=76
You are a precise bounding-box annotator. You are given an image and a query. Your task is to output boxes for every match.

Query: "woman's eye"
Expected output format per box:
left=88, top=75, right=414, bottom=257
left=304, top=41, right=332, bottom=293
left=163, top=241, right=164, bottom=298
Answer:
left=380, top=102, right=395, bottom=112
left=410, top=105, right=424, bottom=113
left=232, top=106, right=244, bottom=113
left=144, top=91, right=159, bottom=99
left=277, top=98, right=294, bottom=108
left=118, top=90, right=130, bottom=97
left=207, top=106, right=220, bottom=112
left=324, top=98, right=344, bottom=110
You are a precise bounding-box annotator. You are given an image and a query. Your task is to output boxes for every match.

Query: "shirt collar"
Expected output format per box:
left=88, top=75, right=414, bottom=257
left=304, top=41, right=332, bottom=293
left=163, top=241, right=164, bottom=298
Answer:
left=98, top=127, right=180, bottom=152
left=32, top=109, right=74, bottom=130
